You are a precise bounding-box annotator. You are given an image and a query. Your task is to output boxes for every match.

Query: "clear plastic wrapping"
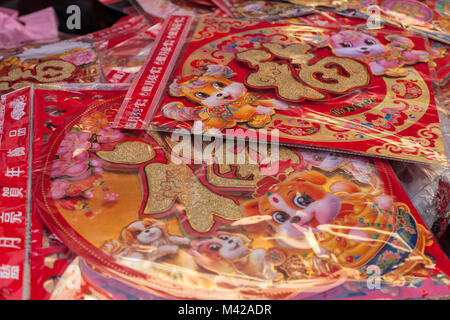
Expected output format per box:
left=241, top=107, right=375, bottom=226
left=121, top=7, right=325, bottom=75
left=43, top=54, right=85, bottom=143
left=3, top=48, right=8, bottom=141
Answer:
left=98, top=25, right=155, bottom=84
left=219, top=0, right=315, bottom=21
left=0, top=3, right=449, bottom=301
left=334, top=0, right=450, bottom=44
left=114, top=15, right=448, bottom=165
left=1, top=84, right=444, bottom=300
left=133, top=0, right=226, bottom=21
left=0, top=40, right=102, bottom=95
left=284, top=10, right=450, bottom=88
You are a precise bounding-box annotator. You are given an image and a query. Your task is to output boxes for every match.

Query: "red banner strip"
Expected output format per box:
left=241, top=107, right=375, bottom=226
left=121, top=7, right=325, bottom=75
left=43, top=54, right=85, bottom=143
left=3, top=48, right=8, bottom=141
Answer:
left=112, top=14, right=194, bottom=130
left=0, top=86, right=32, bottom=300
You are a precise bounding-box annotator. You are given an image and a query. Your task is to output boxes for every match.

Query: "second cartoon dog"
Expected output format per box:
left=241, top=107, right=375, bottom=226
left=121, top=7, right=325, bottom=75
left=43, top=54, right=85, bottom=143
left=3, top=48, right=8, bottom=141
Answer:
left=102, top=218, right=190, bottom=261
left=162, top=64, right=290, bottom=132
left=189, top=231, right=282, bottom=281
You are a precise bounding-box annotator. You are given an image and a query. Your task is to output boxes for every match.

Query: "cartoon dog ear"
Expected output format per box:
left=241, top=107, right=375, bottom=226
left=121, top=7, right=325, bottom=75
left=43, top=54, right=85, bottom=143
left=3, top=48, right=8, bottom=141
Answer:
left=329, top=180, right=361, bottom=194
left=287, top=170, right=327, bottom=185
left=241, top=199, right=261, bottom=218
left=202, top=64, right=235, bottom=78
left=141, top=218, right=157, bottom=226
left=168, top=78, right=186, bottom=97
left=120, top=227, right=135, bottom=246
left=238, top=200, right=273, bottom=235
left=142, top=218, right=166, bottom=232
left=385, top=35, right=414, bottom=50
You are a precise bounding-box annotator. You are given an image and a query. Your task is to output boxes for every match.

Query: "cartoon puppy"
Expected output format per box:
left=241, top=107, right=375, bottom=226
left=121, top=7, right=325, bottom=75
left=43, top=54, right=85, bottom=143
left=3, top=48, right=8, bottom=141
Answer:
left=189, top=231, right=282, bottom=281
left=242, top=170, right=392, bottom=249
left=305, top=30, right=439, bottom=76
left=162, top=64, right=290, bottom=132
left=102, top=218, right=190, bottom=261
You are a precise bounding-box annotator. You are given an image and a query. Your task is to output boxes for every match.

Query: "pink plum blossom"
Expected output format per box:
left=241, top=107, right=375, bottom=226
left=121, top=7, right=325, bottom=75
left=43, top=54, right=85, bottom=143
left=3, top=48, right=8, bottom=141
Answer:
left=83, top=191, right=94, bottom=199
left=57, top=131, right=92, bottom=158
left=50, top=179, right=70, bottom=199
left=90, top=159, right=104, bottom=174
left=91, top=142, right=101, bottom=151
left=97, top=126, right=124, bottom=144
left=51, top=150, right=90, bottom=179
left=63, top=50, right=96, bottom=66
left=103, top=192, right=119, bottom=201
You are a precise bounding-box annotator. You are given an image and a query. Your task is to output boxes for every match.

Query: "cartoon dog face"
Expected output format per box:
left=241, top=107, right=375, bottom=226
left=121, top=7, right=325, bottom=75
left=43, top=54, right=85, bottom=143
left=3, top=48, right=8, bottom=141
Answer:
left=163, top=64, right=289, bottom=131
left=190, top=232, right=252, bottom=274
left=301, top=30, right=435, bottom=77
left=243, top=171, right=341, bottom=239
left=169, top=65, right=246, bottom=107
left=329, top=30, right=386, bottom=58
left=121, top=219, right=167, bottom=246
left=195, top=232, right=251, bottom=261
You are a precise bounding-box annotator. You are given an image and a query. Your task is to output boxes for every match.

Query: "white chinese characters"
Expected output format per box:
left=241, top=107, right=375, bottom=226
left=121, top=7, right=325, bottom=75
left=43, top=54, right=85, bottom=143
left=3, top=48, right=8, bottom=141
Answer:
left=0, top=211, right=22, bottom=224
left=2, top=187, right=24, bottom=198
left=7, top=147, right=25, bottom=157
left=9, top=97, right=27, bottom=121
left=5, top=167, right=25, bottom=178
left=0, top=265, right=20, bottom=280
left=0, top=237, right=21, bottom=249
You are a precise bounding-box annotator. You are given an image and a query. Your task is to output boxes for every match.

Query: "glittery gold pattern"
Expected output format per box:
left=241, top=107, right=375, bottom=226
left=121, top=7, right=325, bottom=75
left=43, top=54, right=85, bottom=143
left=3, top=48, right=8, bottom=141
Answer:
left=0, top=60, right=76, bottom=92
left=191, top=18, right=260, bottom=42
left=164, top=134, right=302, bottom=189
left=95, top=137, right=243, bottom=233
left=237, top=49, right=326, bottom=100
left=43, top=108, right=437, bottom=298
left=143, top=163, right=242, bottom=233
left=96, top=141, right=156, bottom=164
left=237, top=42, right=370, bottom=101
left=262, top=43, right=316, bottom=65
left=263, top=43, right=371, bottom=93
left=299, top=56, right=371, bottom=93
left=367, top=123, right=446, bottom=162
left=207, top=147, right=301, bottom=188
left=181, top=23, right=444, bottom=162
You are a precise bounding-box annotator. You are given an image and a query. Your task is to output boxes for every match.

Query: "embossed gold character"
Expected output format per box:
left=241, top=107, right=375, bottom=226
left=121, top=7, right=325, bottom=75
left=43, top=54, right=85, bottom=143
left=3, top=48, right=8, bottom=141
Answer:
left=237, top=43, right=370, bottom=101
left=144, top=163, right=242, bottom=233
left=96, top=139, right=242, bottom=234
left=0, top=60, right=76, bottom=92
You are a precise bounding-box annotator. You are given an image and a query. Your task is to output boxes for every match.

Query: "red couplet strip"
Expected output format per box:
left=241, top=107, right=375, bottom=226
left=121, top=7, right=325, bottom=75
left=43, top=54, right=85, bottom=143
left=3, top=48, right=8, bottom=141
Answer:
left=112, top=14, right=194, bottom=130
left=0, top=86, right=32, bottom=300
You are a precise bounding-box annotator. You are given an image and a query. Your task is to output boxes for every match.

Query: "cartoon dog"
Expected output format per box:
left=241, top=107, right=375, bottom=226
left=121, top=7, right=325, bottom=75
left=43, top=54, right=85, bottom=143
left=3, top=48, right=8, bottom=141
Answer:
left=241, top=170, right=392, bottom=249
left=162, top=64, right=290, bottom=132
left=305, top=30, right=439, bottom=76
left=189, top=231, right=282, bottom=281
left=101, top=218, right=190, bottom=261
